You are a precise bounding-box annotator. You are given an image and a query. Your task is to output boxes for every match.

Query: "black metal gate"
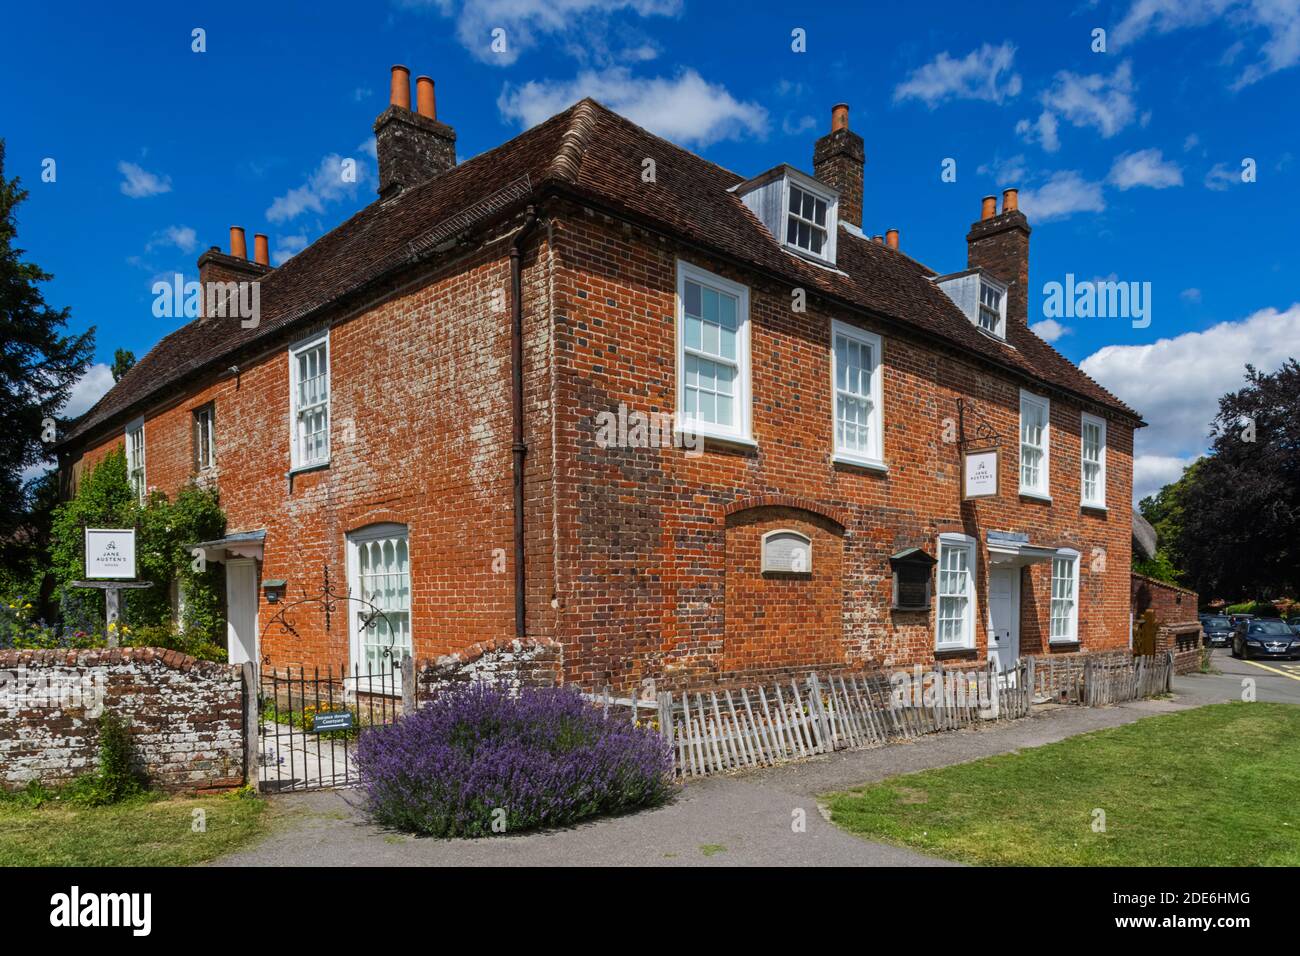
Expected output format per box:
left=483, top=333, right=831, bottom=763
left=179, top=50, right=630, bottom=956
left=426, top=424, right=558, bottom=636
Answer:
left=257, top=665, right=403, bottom=792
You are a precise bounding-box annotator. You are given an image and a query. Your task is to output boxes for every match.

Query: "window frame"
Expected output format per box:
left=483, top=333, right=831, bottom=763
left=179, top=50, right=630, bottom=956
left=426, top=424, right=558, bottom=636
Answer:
left=829, top=319, right=886, bottom=469
left=1080, top=412, right=1107, bottom=510
left=977, top=277, right=1007, bottom=340
left=288, top=330, right=331, bottom=471
left=1018, top=389, right=1051, bottom=500
left=192, top=403, right=216, bottom=473
left=345, top=522, right=412, bottom=692
left=780, top=170, right=838, bottom=265
left=675, top=260, right=753, bottom=446
left=124, top=416, right=146, bottom=505
left=1049, top=549, right=1081, bottom=644
left=934, top=532, right=977, bottom=651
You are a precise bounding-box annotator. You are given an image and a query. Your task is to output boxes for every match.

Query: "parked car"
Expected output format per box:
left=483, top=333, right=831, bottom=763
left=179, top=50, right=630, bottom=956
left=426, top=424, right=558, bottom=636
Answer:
left=1201, top=615, right=1233, bottom=647
left=1228, top=613, right=1255, bottom=627
left=1231, top=618, right=1300, bottom=660
left=1287, top=616, right=1300, bottom=636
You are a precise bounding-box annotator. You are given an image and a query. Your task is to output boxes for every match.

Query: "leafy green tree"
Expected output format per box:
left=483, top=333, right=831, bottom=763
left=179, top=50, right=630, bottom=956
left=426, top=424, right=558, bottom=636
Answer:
left=1173, top=361, right=1300, bottom=601
left=49, top=448, right=228, bottom=652
left=110, top=348, right=135, bottom=382
left=0, top=139, right=95, bottom=542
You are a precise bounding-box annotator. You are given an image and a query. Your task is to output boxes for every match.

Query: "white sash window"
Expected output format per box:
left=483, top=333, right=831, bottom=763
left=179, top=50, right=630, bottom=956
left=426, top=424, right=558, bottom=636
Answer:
left=290, top=332, right=330, bottom=469
left=347, top=525, right=412, bottom=683
left=1019, top=390, right=1051, bottom=498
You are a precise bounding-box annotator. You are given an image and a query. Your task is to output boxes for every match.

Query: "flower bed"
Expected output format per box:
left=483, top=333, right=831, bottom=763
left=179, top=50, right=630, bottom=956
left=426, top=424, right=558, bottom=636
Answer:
left=354, top=682, right=674, bottom=837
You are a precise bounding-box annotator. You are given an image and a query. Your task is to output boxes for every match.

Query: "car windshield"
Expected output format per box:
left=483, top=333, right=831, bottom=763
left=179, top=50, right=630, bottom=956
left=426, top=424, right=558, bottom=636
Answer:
left=1205, top=617, right=1230, bottom=627
left=1249, top=621, right=1292, bottom=635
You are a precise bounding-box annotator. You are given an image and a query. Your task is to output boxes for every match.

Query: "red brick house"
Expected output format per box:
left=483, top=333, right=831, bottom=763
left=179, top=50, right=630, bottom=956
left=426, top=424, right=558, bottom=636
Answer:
left=58, top=68, right=1143, bottom=692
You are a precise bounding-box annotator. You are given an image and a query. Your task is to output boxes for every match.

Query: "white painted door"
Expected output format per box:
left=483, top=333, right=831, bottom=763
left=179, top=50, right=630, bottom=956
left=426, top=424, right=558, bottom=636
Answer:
left=226, top=559, right=258, bottom=666
left=988, top=566, right=1019, bottom=674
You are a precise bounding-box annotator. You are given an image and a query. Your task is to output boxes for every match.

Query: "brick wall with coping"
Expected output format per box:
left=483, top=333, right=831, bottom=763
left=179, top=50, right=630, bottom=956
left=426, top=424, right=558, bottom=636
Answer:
left=0, top=647, right=245, bottom=792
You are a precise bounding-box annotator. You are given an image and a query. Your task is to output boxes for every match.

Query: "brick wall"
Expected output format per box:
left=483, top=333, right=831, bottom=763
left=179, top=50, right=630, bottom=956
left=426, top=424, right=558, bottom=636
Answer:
left=0, top=648, right=245, bottom=792
left=549, top=204, right=1134, bottom=691
left=414, top=638, right=561, bottom=702
left=67, top=199, right=1135, bottom=696
left=1131, top=572, right=1199, bottom=627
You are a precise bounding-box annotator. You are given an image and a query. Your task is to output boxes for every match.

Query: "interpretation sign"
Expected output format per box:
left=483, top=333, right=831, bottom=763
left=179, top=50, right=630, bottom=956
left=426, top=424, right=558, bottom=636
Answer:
left=963, top=448, right=999, bottom=500
left=84, top=528, right=137, bottom=580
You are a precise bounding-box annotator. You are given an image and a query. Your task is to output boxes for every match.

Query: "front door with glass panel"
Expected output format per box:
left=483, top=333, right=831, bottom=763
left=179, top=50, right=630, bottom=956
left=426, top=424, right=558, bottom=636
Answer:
left=988, top=566, right=1019, bottom=674
left=346, top=525, right=411, bottom=687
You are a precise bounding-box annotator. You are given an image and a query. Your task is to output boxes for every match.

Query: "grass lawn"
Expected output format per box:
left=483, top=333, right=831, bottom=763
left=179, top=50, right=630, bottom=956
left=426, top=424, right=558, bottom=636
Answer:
left=824, top=702, right=1300, bottom=866
left=0, top=789, right=268, bottom=866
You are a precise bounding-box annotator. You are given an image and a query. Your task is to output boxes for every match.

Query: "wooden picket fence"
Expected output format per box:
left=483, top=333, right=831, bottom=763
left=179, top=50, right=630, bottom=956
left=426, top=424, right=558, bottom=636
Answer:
left=591, top=660, right=1030, bottom=779
left=1081, top=651, right=1173, bottom=706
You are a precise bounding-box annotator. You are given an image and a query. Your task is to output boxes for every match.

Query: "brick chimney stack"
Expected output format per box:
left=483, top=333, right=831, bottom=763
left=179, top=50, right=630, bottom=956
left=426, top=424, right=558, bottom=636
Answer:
left=967, top=188, right=1031, bottom=327
left=374, top=65, right=457, bottom=199
left=813, top=103, right=865, bottom=228
left=196, top=226, right=271, bottom=318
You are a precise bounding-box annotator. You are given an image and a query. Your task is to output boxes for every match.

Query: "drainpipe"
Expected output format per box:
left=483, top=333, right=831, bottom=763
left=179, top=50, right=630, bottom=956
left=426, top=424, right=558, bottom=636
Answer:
left=510, top=206, right=539, bottom=638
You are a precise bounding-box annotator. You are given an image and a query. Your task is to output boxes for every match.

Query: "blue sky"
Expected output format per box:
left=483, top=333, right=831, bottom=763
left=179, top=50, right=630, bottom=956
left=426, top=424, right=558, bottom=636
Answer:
left=4, top=0, right=1298, bottom=500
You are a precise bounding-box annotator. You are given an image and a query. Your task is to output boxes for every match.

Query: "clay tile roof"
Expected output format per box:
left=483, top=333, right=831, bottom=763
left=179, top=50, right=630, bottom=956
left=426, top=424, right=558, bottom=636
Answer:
left=62, top=98, right=1139, bottom=449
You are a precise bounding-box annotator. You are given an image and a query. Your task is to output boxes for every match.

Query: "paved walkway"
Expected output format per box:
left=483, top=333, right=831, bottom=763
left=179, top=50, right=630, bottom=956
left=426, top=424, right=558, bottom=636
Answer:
left=214, top=671, right=1255, bottom=867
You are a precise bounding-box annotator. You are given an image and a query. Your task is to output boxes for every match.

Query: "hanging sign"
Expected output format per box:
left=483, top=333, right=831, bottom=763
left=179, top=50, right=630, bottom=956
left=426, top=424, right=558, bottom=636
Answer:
left=84, top=528, right=137, bottom=580
left=963, top=448, right=999, bottom=500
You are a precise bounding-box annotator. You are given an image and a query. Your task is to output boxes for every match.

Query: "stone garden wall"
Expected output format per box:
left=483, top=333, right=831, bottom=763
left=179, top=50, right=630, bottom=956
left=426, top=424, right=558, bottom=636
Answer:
left=0, top=647, right=245, bottom=792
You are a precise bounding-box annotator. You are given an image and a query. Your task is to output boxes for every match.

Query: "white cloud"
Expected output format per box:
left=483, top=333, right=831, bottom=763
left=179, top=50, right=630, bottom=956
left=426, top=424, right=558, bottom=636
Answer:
left=118, top=161, right=172, bottom=198
left=1017, top=171, right=1106, bottom=222
left=498, top=68, right=768, bottom=147
left=1113, top=0, right=1300, bottom=89
left=1183, top=132, right=1200, bottom=151
left=1030, top=318, right=1072, bottom=342
left=1181, top=287, right=1203, bottom=302
left=1108, top=148, right=1184, bottom=189
left=893, top=42, right=1022, bottom=108
left=1204, top=161, right=1243, bottom=189
left=62, top=363, right=115, bottom=418
left=266, top=154, right=369, bottom=223
left=1081, top=302, right=1300, bottom=499
left=1133, top=454, right=1200, bottom=503
left=782, top=113, right=817, bottom=136
left=406, top=0, right=682, bottom=67
left=978, top=153, right=1028, bottom=184
left=1015, top=110, right=1061, bottom=152
left=145, top=225, right=198, bottom=254
left=1024, top=61, right=1138, bottom=149
left=272, top=234, right=309, bottom=265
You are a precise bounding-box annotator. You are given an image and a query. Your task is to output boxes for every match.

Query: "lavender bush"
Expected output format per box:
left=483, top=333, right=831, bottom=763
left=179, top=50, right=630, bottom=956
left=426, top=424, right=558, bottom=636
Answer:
left=354, top=681, right=674, bottom=837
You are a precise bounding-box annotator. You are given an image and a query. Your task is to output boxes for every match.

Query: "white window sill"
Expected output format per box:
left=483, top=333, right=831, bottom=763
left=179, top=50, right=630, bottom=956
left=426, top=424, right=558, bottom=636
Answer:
left=1081, top=501, right=1108, bottom=512
left=1049, top=638, right=1081, bottom=646
left=782, top=244, right=845, bottom=274
left=832, top=452, right=888, bottom=472
left=935, top=643, right=975, bottom=654
left=289, top=460, right=330, bottom=476
left=675, top=426, right=757, bottom=451
left=1019, top=489, right=1053, bottom=503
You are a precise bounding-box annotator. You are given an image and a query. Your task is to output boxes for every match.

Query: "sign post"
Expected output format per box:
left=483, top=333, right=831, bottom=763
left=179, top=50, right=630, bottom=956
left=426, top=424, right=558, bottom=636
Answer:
left=73, top=528, right=151, bottom=646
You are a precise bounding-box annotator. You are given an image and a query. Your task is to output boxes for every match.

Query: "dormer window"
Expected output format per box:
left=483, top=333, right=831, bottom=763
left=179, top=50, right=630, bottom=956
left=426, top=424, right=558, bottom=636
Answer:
left=932, top=269, right=1008, bottom=341
left=979, top=281, right=1003, bottom=336
left=734, top=165, right=839, bottom=266
left=786, top=184, right=829, bottom=257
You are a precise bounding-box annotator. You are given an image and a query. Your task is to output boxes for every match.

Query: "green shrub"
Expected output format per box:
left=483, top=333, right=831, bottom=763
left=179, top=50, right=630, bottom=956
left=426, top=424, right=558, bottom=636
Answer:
left=64, top=712, right=145, bottom=807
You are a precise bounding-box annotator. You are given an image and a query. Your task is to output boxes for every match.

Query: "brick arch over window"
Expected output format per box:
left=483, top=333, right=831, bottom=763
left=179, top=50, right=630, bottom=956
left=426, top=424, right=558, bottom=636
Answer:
left=722, top=495, right=849, bottom=531
left=722, top=504, right=847, bottom=676
left=343, top=509, right=411, bottom=535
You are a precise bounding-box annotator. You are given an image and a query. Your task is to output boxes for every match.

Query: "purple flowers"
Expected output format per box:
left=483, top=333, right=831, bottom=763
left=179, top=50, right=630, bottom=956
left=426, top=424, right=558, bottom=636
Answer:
left=354, top=682, right=674, bottom=837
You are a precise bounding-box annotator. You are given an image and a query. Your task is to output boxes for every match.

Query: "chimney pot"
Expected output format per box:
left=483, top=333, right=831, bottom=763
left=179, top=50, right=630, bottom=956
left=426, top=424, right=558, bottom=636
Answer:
left=416, top=76, right=436, bottom=120
left=885, top=228, right=899, bottom=250
left=981, top=195, right=997, bottom=221
left=873, top=235, right=883, bottom=243
left=1002, top=187, right=1019, bottom=213
left=831, top=103, right=849, bottom=132
left=253, top=233, right=269, bottom=266
left=229, top=226, right=247, bottom=259
left=390, top=64, right=411, bottom=110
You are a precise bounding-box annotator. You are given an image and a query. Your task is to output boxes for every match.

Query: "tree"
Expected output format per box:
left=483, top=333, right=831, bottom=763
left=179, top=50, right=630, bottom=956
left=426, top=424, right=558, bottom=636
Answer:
left=1172, top=361, right=1300, bottom=601
left=110, top=348, right=135, bottom=382
left=1133, top=459, right=1200, bottom=585
left=0, top=138, right=95, bottom=541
